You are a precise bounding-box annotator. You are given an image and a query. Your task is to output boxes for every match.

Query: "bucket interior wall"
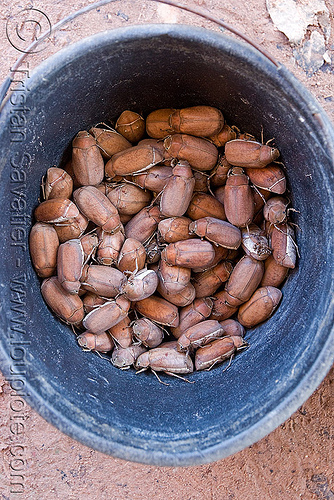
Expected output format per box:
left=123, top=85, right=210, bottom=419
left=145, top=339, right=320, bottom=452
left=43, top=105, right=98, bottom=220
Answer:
left=0, top=25, right=333, bottom=465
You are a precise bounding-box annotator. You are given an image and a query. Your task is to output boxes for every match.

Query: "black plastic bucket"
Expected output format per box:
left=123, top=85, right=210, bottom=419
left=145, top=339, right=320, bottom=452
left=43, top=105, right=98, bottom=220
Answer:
left=0, top=24, right=333, bottom=466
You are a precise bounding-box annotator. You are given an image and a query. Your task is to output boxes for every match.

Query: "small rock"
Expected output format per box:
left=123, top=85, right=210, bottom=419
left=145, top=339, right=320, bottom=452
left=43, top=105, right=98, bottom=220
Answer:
left=293, top=31, right=326, bottom=75
left=266, top=0, right=331, bottom=45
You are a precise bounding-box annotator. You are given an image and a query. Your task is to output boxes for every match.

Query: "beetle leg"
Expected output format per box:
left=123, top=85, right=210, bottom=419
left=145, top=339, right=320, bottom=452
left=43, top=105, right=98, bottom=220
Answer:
left=96, top=143, right=109, bottom=157
left=236, top=342, right=249, bottom=351
left=164, top=371, right=195, bottom=384
left=265, top=137, right=275, bottom=146
left=222, top=354, right=234, bottom=372
left=287, top=207, right=300, bottom=215
left=95, top=351, right=110, bottom=361
left=152, top=369, right=170, bottom=386
left=41, top=174, right=46, bottom=201
left=71, top=323, right=80, bottom=336
left=289, top=222, right=301, bottom=232
left=144, top=230, right=157, bottom=247
left=269, top=178, right=286, bottom=192
left=135, top=367, right=148, bottom=375
left=148, top=187, right=164, bottom=208
left=251, top=184, right=267, bottom=204
left=204, top=360, right=219, bottom=371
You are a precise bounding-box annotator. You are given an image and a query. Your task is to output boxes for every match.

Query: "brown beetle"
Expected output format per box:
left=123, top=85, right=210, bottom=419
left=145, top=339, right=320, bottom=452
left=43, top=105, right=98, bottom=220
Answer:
left=124, top=205, right=161, bottom=244
left=164, top=134, right=218, bottom=171
left=54, top=212, right=89, bottom=243
left=131, top=165, right=173, bottom=192
left=161, top=239, right=215, bottom=269
left=83, top=296, right=130, bottom=333
left=29, top=223, right=59, bottom=278
left=263, top=196, right=289, bottom=225
left=115, top=110, right=145, bottom=143
left=246, top=164, right=286, bottom=194
left=241, top=224, right=271, bottom=261
left=224, top=167, right=254, bottom=228
left=80, top=233, right=99, bottom=262
left=72, top=130, right=104, bottom=186
left=219, top=319, right=245, bottom=338
left=171, top=297, right=213, bottom=339
left=135, top=348, right=194, bottom=376
left=158, top=340, right=179, bottom=350
left=189, top=217, right=241, bottom=250
left=44, top=167, right=73, bottom=200
left=169, top=106, right=224, bottom=137
left=160, top=161, right=195, bottom=217
left=177, top=319, right=224, bottom=352
left=192, top=260, right=233, bottom=298
left=77, top=331, right=114, bottom=353
left=107, top=183, right=152, bottom=216
left=57, top=238, right=84, bottom=294
left=192, top=245, right=231, bottom=273
left=63, top=159, right=80, bottom=188
left=137, top=138, right=167, bottom=159
left=106, top=144, right=164, bottom=177
left=117, top=238, right=146, bottom=273
left=208, top=123, right=237, bottom=148
left=260, top=255, right=289, bottom=287
left=195, top=336, right=245, bottom=370
left=145, top=237, right=162, bottom=264
left=253, top=187, right=272, bottom=213
left=89, top=126, right=131, bottom=159
left=82, top=292, right=107, bottom=314
left=214, top=185, right=225, bottom=206
left=134, top=296, right=179, bottom=327
left=186, top=192, right=226, bottom=221
left=209, top=290, right=238, bottom=321
left=41, top=276, right=84, bottom=324
left=158, top=216, right=192, bottom=243
left=73, top=186, right=121, bottom=234
left=193, top=170, right=209, bottom=193
left=121, top=269, right=158, bottom=301
left=112, top=344, right=147, bottom=369
left=225, top=255, right=264, bottom=306
left=271, top=223, right=297, bottom=269
left=146, top=108, right=175, bottom=139
left=35, top=198, right=80, bottom=225
left=210, top=155, right=231, bottom=188
left=132, top=318, right=164, bottom=348
left=119, top=213, right=133, bottom=225
left=108, top=316, right=133, bottom=348
left=157, top=280, right=196, bottom=308
left=238, top=286, right=282, bottom=328
left=96, top=228, right=125, bottom=266
left=158, top=258, right=191, bottom=294
left=225, top=139, right=280, bottom=168
left=81, top=264, right=127, bottom=297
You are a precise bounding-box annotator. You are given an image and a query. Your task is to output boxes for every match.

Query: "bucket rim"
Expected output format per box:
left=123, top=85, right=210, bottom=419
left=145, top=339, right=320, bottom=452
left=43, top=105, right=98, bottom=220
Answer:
left=0, top=23, right=333, bottom=466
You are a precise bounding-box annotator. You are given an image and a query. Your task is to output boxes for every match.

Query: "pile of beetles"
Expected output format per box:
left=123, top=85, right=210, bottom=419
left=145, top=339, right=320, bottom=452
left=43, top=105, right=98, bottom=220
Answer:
left=29, top=106, right=297, bottom=383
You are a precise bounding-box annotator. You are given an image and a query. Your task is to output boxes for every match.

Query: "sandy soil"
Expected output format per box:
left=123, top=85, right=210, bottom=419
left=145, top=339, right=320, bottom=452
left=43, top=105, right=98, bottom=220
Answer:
left=0, top=0, right=333, bottom=498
